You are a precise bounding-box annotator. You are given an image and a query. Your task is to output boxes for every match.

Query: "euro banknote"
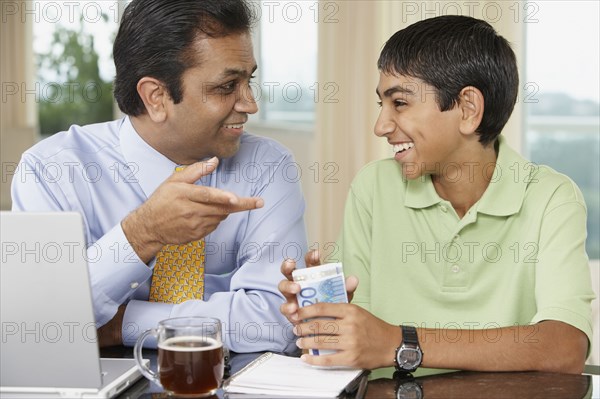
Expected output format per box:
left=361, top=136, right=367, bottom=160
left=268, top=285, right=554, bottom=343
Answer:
left=292, top=263, right=348, bottom=355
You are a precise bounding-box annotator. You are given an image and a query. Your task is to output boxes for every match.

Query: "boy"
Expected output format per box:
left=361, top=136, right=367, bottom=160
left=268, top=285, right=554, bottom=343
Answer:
left=279, top=15, right=594, bottom=374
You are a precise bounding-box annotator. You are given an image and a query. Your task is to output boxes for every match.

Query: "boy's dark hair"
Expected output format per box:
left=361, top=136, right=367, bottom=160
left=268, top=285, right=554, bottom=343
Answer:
left=113, top=0, right=256, bottom=116
left=378, top=15, right=518, bottom=146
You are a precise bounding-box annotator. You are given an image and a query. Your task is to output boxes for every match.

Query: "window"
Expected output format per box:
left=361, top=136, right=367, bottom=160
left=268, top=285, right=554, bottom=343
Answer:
left=32, top=1, right=317, bottom=131
left=33, top=1, right=121, bottom=136
left=524, top=1, right=600, bottom=259
left=251, top=0, right=318, bottom=124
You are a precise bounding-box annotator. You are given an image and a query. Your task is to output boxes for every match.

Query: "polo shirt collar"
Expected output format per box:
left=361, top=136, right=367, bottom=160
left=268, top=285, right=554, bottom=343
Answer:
left=403, top=136, right=527, bottom=216
left=405, top=174, right=441, bottom=209
left=476, top=136, right=528, bottom=216
left=119, top=116, right=178, bottom=198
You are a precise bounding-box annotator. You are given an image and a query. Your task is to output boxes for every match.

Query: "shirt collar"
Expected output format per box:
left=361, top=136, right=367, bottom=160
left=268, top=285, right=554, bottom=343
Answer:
left=405, top=174, right=442, bottom=209
left=476, top=136, right=528, bottom=216
left=403, top=136, right=527, bottom=216
left=119, top=116, right=178, bottom=198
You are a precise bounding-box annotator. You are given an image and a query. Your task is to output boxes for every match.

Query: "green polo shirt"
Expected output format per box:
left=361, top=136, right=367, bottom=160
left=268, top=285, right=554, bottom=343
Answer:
left=338, top=136, right=595, bottom=370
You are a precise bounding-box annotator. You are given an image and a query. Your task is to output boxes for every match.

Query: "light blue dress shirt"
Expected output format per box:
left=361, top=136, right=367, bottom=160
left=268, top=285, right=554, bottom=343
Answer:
left=11, top=117, right=307, bottom=352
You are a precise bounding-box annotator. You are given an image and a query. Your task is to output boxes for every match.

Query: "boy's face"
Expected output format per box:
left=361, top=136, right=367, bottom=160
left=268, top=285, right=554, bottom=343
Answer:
left=375, top=73, right=463, bottom=180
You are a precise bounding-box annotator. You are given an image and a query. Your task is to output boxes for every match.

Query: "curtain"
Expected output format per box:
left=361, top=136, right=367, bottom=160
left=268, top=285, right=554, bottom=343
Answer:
left=1, top=2, right=37, bottom=209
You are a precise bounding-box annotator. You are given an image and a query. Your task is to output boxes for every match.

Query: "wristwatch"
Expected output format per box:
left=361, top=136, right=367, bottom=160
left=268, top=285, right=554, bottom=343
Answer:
left=394, top=325, right=423, bottom=373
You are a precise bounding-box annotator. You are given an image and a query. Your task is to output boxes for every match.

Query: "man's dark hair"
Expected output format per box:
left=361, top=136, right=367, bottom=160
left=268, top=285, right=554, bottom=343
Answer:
left=113, top=0, right=256, bottom=116
left=378, top=15, right=518, bottom=146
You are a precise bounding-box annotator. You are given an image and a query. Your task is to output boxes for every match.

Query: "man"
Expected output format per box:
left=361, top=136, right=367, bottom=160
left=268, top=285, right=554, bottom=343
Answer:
left=279, top=15, right=594, bottom=374
left=12, top=0, right=306, bottom=353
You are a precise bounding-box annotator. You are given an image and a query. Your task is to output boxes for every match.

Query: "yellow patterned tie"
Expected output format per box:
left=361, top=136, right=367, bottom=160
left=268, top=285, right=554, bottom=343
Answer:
left=149, top=166, right=205, bottom=304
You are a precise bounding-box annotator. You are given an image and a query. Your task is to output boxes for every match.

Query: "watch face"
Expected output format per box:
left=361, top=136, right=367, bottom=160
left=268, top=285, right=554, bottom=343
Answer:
left=396, top=382, right=423, bottom=399
left=398, top=347, right=422, bottom=369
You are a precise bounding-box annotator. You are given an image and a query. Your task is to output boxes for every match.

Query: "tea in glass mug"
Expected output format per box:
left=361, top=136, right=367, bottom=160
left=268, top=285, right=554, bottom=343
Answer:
left=134, top=317, right=224, bottom=397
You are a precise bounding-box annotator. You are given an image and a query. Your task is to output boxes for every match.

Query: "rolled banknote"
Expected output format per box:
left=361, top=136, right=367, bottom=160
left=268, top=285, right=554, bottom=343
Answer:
left=292, top=263, right=348, bottom=355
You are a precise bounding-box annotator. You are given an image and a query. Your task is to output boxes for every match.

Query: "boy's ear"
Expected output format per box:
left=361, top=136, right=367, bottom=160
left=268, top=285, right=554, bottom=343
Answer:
left=458, top=86, right=484, bottom=136
left=136, top=77, right=170, bottom=123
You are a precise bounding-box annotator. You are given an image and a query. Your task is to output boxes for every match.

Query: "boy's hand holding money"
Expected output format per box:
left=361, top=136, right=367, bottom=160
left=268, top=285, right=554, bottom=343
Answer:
left=278, top=251, right=398, bottom=370
left=278, top=250, right=358, bottom=323
left=293, top=300, right=400, bottom=370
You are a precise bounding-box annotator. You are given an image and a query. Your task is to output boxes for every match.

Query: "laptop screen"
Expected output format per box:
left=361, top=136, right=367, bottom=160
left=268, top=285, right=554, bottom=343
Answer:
left=1, top=212, right=103, bottom=389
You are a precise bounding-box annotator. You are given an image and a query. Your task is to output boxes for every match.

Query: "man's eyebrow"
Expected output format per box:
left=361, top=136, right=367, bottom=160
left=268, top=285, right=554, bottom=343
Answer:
left=376, top=85, right=415, bottom=98
left=218, top=65, right=258, bottom=79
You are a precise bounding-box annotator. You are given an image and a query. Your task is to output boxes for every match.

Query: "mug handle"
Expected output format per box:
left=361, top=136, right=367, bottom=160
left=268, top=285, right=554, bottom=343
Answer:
left=134, top=328, right=160, bottom=385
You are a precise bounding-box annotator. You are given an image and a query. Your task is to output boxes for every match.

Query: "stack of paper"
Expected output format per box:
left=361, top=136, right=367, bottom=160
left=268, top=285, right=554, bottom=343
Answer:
left=222, top=353, right=366, bottom=398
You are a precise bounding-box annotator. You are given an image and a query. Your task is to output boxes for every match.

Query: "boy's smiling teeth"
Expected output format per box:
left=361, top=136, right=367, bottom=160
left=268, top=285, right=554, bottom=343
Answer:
left=224, top=124, right=243, bottom=129
left=393, top=142, right=415, bottom=154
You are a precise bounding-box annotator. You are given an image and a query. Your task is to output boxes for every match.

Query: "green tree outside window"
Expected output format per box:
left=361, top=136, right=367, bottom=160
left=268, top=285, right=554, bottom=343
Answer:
left=36, top=15, right=114, bottom=136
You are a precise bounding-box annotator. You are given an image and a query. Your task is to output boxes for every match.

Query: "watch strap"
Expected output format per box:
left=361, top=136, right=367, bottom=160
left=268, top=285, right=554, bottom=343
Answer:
left=401, top=325, right=419, bottom=346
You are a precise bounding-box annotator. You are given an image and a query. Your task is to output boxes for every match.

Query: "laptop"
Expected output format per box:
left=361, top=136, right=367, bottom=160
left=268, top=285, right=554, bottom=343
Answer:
left=0, top=212, right=148, bottom=398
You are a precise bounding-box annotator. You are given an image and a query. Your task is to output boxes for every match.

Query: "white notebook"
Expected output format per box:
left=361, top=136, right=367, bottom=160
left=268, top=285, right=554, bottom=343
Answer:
left=222, top=352, right=368, bottom=398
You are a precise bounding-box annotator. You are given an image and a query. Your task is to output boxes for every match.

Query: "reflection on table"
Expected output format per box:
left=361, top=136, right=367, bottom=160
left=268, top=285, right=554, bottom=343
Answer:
left=101, top=347, right=596, bottom=399
left=366, top=369, right=593, bottom=399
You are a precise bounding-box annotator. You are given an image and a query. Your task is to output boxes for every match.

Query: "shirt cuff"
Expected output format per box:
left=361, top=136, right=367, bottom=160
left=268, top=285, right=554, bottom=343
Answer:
left=89, top=223, right=153, bottom=325
left=122, top=300, right=173, bottom=347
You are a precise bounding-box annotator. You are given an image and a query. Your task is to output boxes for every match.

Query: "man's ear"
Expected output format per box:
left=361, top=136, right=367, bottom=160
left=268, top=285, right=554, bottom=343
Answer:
left=136, top=77, right=170, bottom=123
left=458, top=86, right=484, bottom=136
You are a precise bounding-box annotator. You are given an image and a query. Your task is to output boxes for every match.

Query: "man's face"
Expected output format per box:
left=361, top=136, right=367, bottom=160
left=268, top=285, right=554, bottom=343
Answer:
left=164, top=32, right=258, bottom=164
left=374, top=73, right=462, bottom=180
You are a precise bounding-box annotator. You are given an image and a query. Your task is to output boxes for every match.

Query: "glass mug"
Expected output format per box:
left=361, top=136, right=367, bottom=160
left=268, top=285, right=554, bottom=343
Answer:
left=134, top=317, right=224, bottom=397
